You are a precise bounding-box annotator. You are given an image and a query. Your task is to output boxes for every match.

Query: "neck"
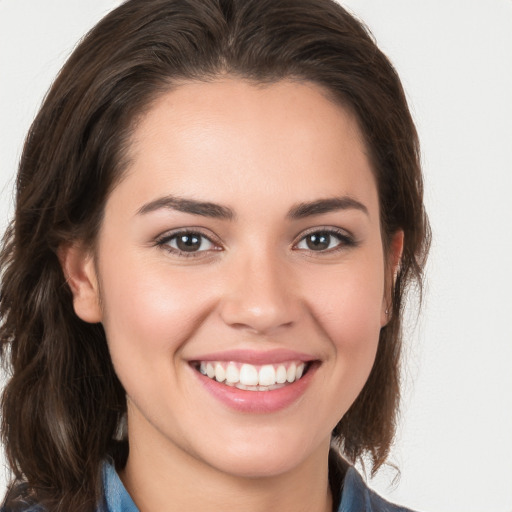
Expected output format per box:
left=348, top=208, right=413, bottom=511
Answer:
left=120, top=423, right=333, bottom=512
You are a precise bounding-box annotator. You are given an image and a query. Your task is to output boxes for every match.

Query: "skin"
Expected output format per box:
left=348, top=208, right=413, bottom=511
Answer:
left=62, top=78, right=403, bottom=512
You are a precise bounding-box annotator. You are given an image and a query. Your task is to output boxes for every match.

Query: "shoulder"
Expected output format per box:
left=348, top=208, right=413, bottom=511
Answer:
left=328, top=451, right=417, bottom=512
left=0, top=505, right=45, bottom=512
left=0, top=484, right=45, bottom=512
left=338, top=466, right=417, bottom=512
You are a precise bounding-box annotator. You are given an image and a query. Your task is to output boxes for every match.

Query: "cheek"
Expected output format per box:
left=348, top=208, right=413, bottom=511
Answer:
left=309, top=256, right=384, bottom=323
left=303, top=256, right=384, bottom=365
left=292, top=257, right=385, bottom=427
left=97, top=252, right=215, bottom=374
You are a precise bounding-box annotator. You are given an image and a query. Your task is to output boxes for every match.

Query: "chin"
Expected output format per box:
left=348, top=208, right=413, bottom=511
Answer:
left=199, top=434, right=325, bottom=479
left=214, top=453, right=301, bottom=479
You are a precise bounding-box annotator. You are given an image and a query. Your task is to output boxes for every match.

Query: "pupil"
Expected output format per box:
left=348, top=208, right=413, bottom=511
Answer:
left=307, top=233, right=330, bottom=250
left=177, top=234, right=201, bottom=252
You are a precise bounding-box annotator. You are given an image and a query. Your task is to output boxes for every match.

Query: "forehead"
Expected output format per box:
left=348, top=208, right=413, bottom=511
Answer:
left=115, top=78, right=378, bottom=220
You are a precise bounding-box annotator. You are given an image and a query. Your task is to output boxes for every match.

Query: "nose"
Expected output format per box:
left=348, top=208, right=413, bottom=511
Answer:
left=218, top=250, right=302, bottom=336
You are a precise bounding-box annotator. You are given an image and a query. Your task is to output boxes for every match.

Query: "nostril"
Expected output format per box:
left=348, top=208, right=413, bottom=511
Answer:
left=226, top=320, right=295, bottom=336
left=219, top=292, right=301, bottom=331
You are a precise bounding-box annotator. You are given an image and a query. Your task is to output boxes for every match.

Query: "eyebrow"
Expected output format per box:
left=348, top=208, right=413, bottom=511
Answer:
left=137, top=195, right=235, bottom=220
left=286, top=196, right=368, bottom=219
left=136, top=195, right=368, bottom=220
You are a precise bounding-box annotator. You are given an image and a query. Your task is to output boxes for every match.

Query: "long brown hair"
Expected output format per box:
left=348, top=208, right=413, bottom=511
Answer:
left=0, top=0, right=430, bottom=510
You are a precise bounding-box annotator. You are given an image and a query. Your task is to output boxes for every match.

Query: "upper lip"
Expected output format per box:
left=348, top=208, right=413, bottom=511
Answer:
left=188, top=349, right=317, bottom=365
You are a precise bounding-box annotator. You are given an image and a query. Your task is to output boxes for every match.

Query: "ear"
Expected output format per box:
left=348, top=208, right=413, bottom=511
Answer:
left=381, top=230, right=404, bottom=326
left=58, top=243, right=102, bottom=323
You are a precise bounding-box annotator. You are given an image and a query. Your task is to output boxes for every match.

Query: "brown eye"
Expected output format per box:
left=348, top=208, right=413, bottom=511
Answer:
left=162, top=232, right=215, bottom=254
left=304, top=232, right=332, bottom=251
left=175, top=233, right=202, bottom=252
left=295, top=230, right=353, bottom=252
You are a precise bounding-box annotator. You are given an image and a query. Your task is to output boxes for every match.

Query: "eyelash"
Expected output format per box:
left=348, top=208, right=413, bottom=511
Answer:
left=295, top=227, right=357, bottom=254
left=155, top=230, right=221, bottom=259
left=155, top=227, right=357, bottom=258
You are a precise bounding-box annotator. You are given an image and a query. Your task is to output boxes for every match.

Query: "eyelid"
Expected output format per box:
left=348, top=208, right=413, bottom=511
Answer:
left=292, top=226, right=357, bottom=252
left=154, top=228, right=223, bottom=257
left=153, top=225, right=357, bottom=258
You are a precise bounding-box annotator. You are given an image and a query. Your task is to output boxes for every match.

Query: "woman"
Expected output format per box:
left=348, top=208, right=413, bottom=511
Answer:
left=0, top=0, right=430, bottom=511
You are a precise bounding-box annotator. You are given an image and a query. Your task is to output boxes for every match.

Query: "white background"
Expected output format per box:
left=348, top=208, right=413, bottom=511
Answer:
left=1, top=1, right=511, bottom=511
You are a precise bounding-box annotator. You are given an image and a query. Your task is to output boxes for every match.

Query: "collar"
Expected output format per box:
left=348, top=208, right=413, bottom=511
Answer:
left=101, top=463, right=138, bottom=512
left=100, top=457, right=412, bottom=512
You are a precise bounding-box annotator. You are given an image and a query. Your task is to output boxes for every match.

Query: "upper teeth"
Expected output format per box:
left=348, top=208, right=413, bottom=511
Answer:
left=198, top=361, right=306, bottom=389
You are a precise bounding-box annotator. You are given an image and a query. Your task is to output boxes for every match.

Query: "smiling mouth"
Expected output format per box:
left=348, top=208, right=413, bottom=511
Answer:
left=192, top=360, right=312, bottom=391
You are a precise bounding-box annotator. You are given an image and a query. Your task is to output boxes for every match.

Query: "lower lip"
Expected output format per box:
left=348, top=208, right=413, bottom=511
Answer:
left=192, top=363, right=317, bottom=413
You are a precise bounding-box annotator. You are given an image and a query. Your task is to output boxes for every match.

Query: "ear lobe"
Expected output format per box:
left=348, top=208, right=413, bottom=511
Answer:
left=381, top=230, right=404, bottom=326
left=58, top=243, right=102, bottom=323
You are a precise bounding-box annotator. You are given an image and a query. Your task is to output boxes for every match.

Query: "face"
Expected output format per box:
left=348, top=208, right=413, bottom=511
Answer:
left=66, top=78, right=401, bottom=479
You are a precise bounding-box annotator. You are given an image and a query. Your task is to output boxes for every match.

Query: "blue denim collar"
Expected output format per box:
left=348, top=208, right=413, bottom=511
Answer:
left=101, top=463, right=138, bottom=512
left=100, top=460, right=412, bottom=512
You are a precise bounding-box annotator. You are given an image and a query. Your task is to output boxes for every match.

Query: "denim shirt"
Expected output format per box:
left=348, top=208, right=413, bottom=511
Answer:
left=100, top=460, right=415, bottom=512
